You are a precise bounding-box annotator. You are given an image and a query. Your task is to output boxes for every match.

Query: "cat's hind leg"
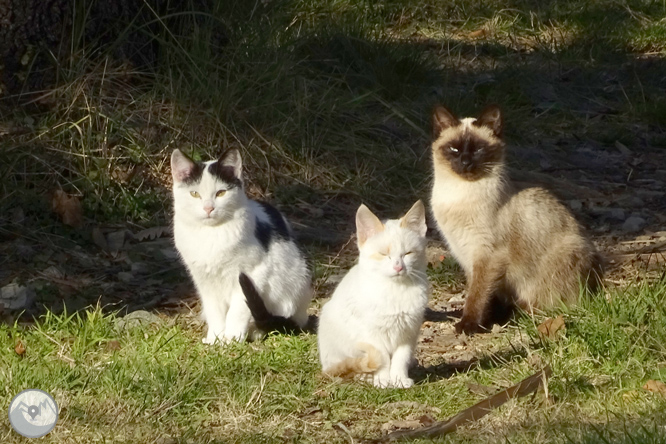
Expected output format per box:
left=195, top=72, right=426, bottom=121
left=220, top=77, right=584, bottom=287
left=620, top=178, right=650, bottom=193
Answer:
left=371, top=349, right=393, bottom=388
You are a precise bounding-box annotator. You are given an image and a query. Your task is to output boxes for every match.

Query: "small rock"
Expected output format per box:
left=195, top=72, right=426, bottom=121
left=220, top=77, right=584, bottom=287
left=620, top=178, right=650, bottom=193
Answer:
left=615, top=195, right=644, bottom=208
left=568, top=200, right=583, bottom=211
left=447, top=294, right=465, bottom=305
left=160, top=248, right=180, bottom=260
left=117, top=272, right=134, bottom=283
left=623, top=216, right=647, bottom=233
left=42, top=266, right=65, bottom=279
left=114, top=310, right=160, bottom=331
left=609, top=208, right=625, bottom=221
left=131, top=262, right=150, bottom=274
left=0, top=282, right=35, bottom=310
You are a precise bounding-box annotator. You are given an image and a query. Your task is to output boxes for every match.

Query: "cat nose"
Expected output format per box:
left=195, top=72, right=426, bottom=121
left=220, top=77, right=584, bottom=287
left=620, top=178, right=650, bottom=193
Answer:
left=203, top=204, right=214, bottom=215
left=393, top=263, right=404, bottom=273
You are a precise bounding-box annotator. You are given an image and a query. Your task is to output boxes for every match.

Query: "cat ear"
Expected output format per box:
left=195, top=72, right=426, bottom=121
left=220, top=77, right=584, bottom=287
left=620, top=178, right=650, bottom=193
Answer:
left=219, top=148, right=243, bottom=179
left=475, top=104, right=503, bottom=138
left=356, top=204, right=384, bottom=247
left=400, top=200, right=427, bottom=237
left=171, top=149, right=197, bottom=183
left=432, top=105, right=459, bottom=138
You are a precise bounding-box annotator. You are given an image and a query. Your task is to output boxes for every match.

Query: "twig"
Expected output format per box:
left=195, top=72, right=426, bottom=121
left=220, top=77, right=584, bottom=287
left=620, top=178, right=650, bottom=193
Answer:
left=371, top=366, right=552, bottom=443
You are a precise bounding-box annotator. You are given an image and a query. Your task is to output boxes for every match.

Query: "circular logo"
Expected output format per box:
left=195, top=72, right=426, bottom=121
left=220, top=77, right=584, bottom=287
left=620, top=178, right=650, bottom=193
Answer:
left=8, top=389, right=58, bottom=438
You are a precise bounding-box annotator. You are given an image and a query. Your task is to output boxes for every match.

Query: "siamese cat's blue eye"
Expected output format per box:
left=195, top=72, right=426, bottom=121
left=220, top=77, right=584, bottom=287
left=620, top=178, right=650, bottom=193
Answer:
left=190, top=191, right=201, bottom=198
left=449, top=146, right=459, bottom=153
left=216, top=190, right=227, bottom=198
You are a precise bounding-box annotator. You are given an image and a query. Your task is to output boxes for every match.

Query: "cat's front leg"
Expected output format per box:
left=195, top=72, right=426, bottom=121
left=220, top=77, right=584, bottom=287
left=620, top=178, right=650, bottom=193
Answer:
left=223, top=288, right=253, bottom=342
left=198, top=284, right=228, bottom=345
left=388, top=344, right=415, bottom=388
left=456, top=258, right=505, bottom=335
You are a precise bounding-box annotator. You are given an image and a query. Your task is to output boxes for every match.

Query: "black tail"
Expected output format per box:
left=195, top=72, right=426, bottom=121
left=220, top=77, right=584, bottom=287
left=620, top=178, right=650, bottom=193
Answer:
left=238, top=272, right=301, bottom=334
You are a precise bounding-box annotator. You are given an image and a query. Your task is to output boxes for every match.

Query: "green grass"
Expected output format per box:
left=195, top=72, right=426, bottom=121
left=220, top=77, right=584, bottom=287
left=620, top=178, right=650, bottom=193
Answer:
left=2, top=280, right=666, bottom=443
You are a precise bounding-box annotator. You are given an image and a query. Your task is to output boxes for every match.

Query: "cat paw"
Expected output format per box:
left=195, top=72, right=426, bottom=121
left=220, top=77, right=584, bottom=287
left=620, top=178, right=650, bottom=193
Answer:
left=372, top=375, right=392, bottom=388
left=393, top=377, right=414, bottom=389
left=202, top=335, right=231, bottom=345
left=372, top=376, right=414, bottom=389
left=454, top=317, right=485, bottom=335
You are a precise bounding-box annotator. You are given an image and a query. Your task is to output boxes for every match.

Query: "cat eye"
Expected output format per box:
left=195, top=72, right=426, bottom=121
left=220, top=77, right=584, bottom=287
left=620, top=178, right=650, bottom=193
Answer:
left=190, top=191, right=201, bottom=198
left=216, top=190, right=227, bottom=198
left=449, top=146, right=459, bottom=153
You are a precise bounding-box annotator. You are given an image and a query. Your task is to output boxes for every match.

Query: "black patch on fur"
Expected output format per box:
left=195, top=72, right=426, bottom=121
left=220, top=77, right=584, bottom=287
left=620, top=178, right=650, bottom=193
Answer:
left=208, top=161, right=242, bottom=188
left=181, top=162, right=204, bottom=185
left=239, top=272, right=301, bottom=335
left=254, top=201, right=291, bottom=251
left=440, top=132, right=504, bottom=181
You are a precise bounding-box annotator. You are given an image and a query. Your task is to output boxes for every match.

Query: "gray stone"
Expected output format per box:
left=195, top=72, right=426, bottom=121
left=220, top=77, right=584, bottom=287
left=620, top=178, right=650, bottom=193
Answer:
left=622, top=216, right=647, bottom=233
left=0, top=282, right=35, bottom=310
left=609, top=208, right=626, bottom=220
left=615, top=195, right=644, bottom=208
left=114, top=310, right=160, bottom=331
left=117, top=272, right=134, bottom=283
left=568, top=200, right=583, bottom=211
left=131, top=262, right=150, bottom=274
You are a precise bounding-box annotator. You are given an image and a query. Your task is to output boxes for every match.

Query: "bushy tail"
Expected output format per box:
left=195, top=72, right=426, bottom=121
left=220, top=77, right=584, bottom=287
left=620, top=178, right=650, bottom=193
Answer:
left=324, top=343, right=384, bottom=378
left=238, top=272, right=301, bottom=334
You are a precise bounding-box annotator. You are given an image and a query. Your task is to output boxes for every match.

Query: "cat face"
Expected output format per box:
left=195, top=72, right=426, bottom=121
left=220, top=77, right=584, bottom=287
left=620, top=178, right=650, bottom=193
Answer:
left=431, top=105, right=505, bottom=181
left=171, top=149, right=245, bottom=226
left=356, top=201, right=428, bottom=280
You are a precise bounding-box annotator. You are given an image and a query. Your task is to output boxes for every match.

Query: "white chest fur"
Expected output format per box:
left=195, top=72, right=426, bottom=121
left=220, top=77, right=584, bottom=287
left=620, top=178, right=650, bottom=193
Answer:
left=430, top=170, right=505, bottom=272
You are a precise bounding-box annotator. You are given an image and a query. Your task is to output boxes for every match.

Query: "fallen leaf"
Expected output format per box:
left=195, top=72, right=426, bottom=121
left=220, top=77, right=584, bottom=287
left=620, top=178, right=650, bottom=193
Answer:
left=15, top=339, right=25, bottom=355
left=106, top=340, right=121, bottom=351
left=381, top=420, right=423, bottom=433
left=92, top=227, right=108, bottom=251
left=468, top=29, right=487, bottom=38
left=643, top=380, right=666, bottom=396
left=417, top=414, right=436, bottom=427
left=466, top=382, right=497, bottom=397
left=379, top=367, right=551, bottom=442
left=51, top=190, right=83, bottom=228
left=107, top=230, right=131, bottom=254
left=134, top=226, right=172, bottom=242
left=615, top=140, right=632, bottom=156
left=537, top=315, right=566, bottom=340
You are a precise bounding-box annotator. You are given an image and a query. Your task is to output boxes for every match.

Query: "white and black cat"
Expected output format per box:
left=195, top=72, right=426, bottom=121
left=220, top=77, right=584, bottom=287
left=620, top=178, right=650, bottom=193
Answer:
left=171, top=148, right=312, bottom=343
left=318, top=201, right=430, bottom=388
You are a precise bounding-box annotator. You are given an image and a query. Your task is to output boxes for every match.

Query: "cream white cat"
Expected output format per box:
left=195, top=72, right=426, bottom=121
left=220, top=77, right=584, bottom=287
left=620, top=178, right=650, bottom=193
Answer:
left=171, top=148, right=312, bottom=343
left=318, top=201, right=429, bottom=388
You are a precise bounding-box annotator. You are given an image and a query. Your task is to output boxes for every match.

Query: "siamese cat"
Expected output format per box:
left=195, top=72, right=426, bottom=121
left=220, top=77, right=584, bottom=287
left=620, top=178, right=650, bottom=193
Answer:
left=430, top=105, right=603, bottom=334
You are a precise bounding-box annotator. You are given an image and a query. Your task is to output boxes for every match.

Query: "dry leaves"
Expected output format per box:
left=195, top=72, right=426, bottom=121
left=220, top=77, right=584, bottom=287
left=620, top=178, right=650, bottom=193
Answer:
left=537, top=315, right=566, bottom=340
left=468, top=29, right=488, bottom=39
left=643, top=380, right=666, bottom=396
left=15, top=339, right=25, bottom=355
left=135, top=226, right=172, bottom=242
left=51, top=190, right=83, bottom=228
